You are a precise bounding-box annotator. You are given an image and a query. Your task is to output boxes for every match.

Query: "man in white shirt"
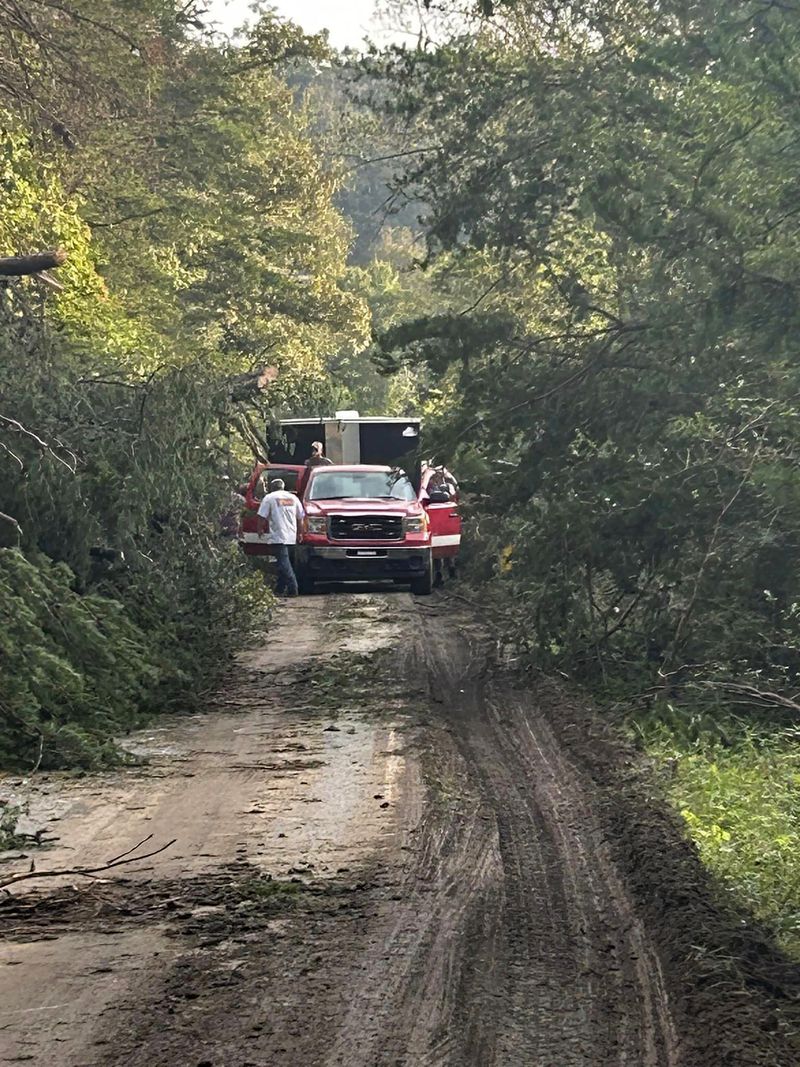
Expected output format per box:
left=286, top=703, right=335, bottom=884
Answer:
left=256, top=478, right=305, bottom=597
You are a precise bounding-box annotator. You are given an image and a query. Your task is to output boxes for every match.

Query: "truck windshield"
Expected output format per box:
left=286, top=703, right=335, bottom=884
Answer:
left=308, top=470, right=416, bottom=502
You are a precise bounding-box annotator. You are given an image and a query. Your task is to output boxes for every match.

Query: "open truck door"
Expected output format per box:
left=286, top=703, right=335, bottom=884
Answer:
left=239, top=462, right=306, bottom=557
left=421, top=466, right=461, bottom=578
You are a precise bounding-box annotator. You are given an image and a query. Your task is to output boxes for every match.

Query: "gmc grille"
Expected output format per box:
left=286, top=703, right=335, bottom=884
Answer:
left=329, top=514, right=404, bottom=541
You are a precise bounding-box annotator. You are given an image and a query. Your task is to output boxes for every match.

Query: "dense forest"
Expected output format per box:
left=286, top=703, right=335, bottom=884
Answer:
left=0, top=2, right=373, bottom=767
left=1, top=0, right=798, bottom=949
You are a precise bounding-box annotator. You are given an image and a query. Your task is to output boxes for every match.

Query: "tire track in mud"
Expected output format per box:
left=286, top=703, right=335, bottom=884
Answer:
left=413, top=605, right=679, bottom=1066
left=321, top=733, right=505, bottom=1067
left=466, top=693, right=680, bottom=1065
left=402, top=600, right=797, bottom=1067
left=319, top=601, right=682, bottom=1066
left=324, top=597, right=796, bottom=1067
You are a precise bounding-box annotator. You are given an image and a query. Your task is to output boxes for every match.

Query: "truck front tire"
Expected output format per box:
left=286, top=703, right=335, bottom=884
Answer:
left=298, top=571, right=315, bottom=595
left=410, top=555, right=433, bottom=596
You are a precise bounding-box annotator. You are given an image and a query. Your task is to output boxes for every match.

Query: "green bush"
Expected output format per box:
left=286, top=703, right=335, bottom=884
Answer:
left=641, top=715, right=800, bottom=957
left=0, top=549, right=148, bottom=766
left=0, top=4, right=368, bottom=769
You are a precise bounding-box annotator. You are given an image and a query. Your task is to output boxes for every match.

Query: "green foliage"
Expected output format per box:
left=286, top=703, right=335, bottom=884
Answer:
left=0, top=4, right=369, bottom=767
left=0, top=549, right=150, bottom=767
left=642, top=715, right=800, bottom=957
left=0, top=542, right=264, bottom=769
left=367, top=0, right=800, bottom=702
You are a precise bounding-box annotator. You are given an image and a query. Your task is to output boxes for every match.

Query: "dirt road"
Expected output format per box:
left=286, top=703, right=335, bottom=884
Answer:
left=1, top=592, right=797, bottom=1066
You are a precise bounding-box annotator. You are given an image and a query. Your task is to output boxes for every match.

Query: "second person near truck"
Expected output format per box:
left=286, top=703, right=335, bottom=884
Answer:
left=306, top=441, right=333, bottom=468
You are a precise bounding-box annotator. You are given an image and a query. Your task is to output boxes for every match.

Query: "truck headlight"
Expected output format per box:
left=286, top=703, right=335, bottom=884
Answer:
left=306, top=516, right=327, bottom=535
left=403, top=515, right=427, bottom=533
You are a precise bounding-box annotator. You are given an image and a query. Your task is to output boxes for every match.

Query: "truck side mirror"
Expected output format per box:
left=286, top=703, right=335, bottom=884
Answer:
left=427, top=489, right=451, bottom=504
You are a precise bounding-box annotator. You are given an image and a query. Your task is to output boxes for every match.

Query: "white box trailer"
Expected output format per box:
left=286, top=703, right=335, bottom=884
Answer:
left=267, top=411, right=421, bottom=473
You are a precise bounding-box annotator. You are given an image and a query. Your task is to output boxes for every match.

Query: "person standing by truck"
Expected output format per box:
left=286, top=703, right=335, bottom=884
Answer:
left=256, top=478, right=305, bottom=597
left=305, top=441, right=333, bottom=468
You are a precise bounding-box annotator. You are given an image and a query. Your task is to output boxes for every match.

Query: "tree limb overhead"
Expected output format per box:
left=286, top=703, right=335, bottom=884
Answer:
left=0, top=250, right=67, bottom=276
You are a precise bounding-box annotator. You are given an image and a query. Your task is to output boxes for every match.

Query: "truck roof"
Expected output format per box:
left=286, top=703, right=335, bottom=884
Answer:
left=280, top=417, right=420, bottom=427
left=307, top=464, right=406, bottom=473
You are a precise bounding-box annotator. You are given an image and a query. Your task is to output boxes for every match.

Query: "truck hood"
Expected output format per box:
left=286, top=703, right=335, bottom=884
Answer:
left=306, top=497, right=421, bottom=516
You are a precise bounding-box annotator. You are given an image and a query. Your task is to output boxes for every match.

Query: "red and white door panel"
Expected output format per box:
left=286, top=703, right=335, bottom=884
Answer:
left=239, top=463, right=306, bottom=557
left=421, top=468, right=461, bottom=560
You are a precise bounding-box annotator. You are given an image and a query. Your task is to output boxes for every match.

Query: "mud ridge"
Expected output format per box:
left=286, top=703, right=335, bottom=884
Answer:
left=523, top=673, right=800, bottom=1066
left=414, top=596, right=799, bottom=1066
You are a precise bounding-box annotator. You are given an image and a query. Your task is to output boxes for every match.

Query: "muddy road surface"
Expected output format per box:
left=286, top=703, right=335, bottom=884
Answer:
left=1, top=592, right=798, bottom=1066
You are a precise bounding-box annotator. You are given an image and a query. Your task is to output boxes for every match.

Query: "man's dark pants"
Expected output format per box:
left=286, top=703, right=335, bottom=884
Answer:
left=274, top=543, right=299, bottom=596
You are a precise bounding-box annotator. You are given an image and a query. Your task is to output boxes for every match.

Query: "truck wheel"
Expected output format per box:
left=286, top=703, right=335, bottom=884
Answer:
left=410, top=556, right=433, bottom=596
left=298, top=572, right=315, bottom=595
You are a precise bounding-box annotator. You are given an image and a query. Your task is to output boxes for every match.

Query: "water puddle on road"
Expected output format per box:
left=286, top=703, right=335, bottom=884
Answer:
left=240, top=716, right=412, bottom=877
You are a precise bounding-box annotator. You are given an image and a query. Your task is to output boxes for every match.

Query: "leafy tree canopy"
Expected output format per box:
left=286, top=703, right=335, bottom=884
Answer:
left=0, top=2, right=370, bottom=766
left=367, top=0, right=800, bottom=708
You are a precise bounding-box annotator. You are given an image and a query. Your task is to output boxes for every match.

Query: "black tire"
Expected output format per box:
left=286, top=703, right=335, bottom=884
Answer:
left=410, top=554, right=434, bottom=596
left=298, top=571, right=315, bottom=595
left=433, top=559, right=444, bottom=588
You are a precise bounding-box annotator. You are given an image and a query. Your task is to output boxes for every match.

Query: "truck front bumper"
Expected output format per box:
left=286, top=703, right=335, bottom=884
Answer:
left=299, top=545, right=430, bottom=581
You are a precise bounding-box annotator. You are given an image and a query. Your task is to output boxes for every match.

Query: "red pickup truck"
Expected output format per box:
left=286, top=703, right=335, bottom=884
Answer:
left=237, top=414, right=461, bottom=595
left=299, top=464, right=434, bottom=594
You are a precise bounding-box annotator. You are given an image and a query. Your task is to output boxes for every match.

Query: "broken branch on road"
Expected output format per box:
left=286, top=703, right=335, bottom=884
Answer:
left=0, top=834, right=176, bottom=890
